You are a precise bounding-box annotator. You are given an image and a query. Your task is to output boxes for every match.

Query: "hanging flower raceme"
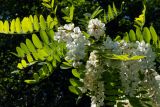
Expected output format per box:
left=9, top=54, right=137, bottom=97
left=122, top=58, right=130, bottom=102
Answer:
left=82, top=50, right=105, bottom=107
left=54, top=23, right=89, bottom=67
left=102, top=37, right=160, bottom=104
left=54, top=18, right=160, bottom=107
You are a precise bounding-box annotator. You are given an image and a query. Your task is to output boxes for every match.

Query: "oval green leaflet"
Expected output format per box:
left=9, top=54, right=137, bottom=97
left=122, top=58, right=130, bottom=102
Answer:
left=0, top=21, right=3, bottom=32
left=15, top=17, right=21, bottom=33
left=32, top=34, right=43, bottom=49
left=40, top=30, right=49, bottom=44
left=4, top=20, right=9, bottom=33
left=150, top=26, right=158, bottom=45
left=10, top=19, right=15, bottom=33
left=143, top=27, right=151, bottom=43
left=33, top=15, right=40, bottom=31
left=26, top=39, right=36, bottom=52
left=40, top=15, right=47, bottom=30
left=16, top=47, right=25, bottom=57
left=129, top=29, right=136, bottom=42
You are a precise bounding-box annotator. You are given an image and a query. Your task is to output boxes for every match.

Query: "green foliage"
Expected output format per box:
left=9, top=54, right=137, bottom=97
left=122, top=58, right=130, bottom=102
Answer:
left=121, top=26, right=159, bottom=47
left=62, top=5, right=75, bottom=22
left=134, top=4, right=146, bottom=29
left=110, top=54, right=145, bottom=61
left=68, top=86, right=82, bottom=95
left=149, top=26, right=158, bottom=45
left=15, top=31, right=66, bottom=83
left=136, top=28, right=143, bottom=42
left=106, top=2, right=122, bottom=22
left=32, top=34, right=43, bottom=49
left=128, top=96, right=154, bottom=107
left=72, top=69, right=80, bottom=78
left=0, top=15, right=58, bottom=34
left=129, top=29, right=136, bottom=42
left=60, top=61, right=72, bottom=69
left=91, top=6, right=103, bottom=19
left=103, top=69, right=123, bottom=106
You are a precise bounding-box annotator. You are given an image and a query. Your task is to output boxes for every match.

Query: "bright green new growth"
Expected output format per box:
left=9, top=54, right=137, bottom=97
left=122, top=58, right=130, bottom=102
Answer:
left=134, top=4, right=146, bottom=29
left=103, top=2, right=120, bottom=23
left=121, top=26, right=159, bottom=47
left=16, top=30, right=66, bottom=83
left=0, top=15, right=58, bottom=34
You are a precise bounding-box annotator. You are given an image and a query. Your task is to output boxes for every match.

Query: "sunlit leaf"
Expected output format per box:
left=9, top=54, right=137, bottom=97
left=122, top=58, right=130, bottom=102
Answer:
left=24, top=80, right=37, bottom=84
left=10, top=19, right=15, bottom=33
left=4, top=20, right=9, bottom=33
left=42, top=3, right=51, bottom=8
left=60, top=62, right=72, bottom=69
left=52, top=59, right=57, bottom=67
left=129, top=30, right=136, bottom=42
left=15, top=17, right=21, bottom=33
left=0, top=21, right=3, bottom=32
left=143, top=27, right=151, bottom=43
left=47, top=15, right=54, bottom=29
left=136, top=29, right=143, bottom=42
left=123, top=32, right=129, bottom=42
left=27, top=53, right=34, bottom=63
left=150, top=26, right=158, bottom=45
left=21, top=17, right=29, bottom=33
left=26, top=39, right=36, bottom=52
left=40, top=15, right=47, bottom=30
left=17, top=63, right=23, bottom=69
left=47, top=29, right=55, bottom=41
left=33, top=15, right=40, bottom=31
left=91, top=6, right=103, bottom=19
left=108, top=5, right=114, bottom=21
left=72, top=69, right=80, bottom=78
left=28, top=18, right=33, bottom=32
left=68, top=86, right=82, bottom=95
left=29, top=15, right=34, bottom=23
left=69, top=5, right=75, bottom=21
left=21, top=59, right=27, bottom=68
left=37, top=49, right=49, bottom=57
left=16, top=47, right=25, bottom=57
left=40, top=30, right=49, bottom=44
left=112, top=2, right=118, bottom=16
left=70, top=78, right=83, bottom=87
left=111, top=54, right=145, bottom=61
left=114, top=35, right=121, bottom=41
left=32, top=52, right=39, bottom=60
left=51, top=0, right=54, bottom=8
left=42, top=0, right=50, bottom=2
left=32, top=34, right=43, bottom=49
left=20, top=43, right=30, bottom=54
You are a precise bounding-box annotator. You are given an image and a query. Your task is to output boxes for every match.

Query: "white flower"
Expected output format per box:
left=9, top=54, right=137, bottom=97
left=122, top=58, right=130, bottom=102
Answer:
left=54, top=23, right=89, bottom=67
left=73, top=27, right=81, bottom=34
left=91, top=103, right=97, bottom=107
left=88, top=18, right=106, bottom=40
left=155, top=75, right=160, bottom=81
left=82, top=50, right=105, bottom=107
left=54, top=21, right=160, bottom=106
left=64, top=23, right=74, bottom=30
left=87, top=50, right=99, bottom=67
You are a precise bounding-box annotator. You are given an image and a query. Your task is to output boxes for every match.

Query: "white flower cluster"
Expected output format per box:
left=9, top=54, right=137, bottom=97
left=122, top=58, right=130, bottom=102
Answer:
left=54, top=19, right=160, bottom=106
left=82, top=50, right=105, bottom=107
left=54, top=23, right=89, bottom=67
left=88, top=18, right=106, bottom=40
left=103, top=37, right=160, bottom=103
